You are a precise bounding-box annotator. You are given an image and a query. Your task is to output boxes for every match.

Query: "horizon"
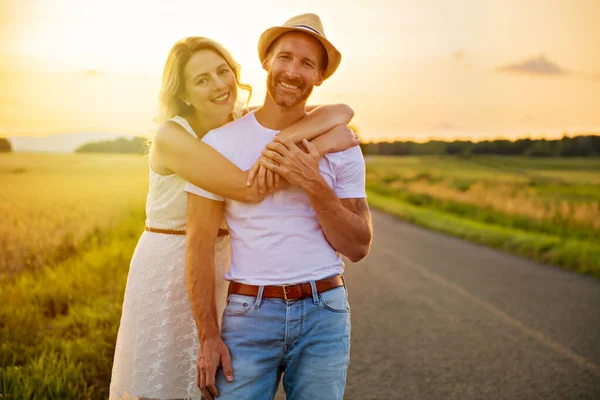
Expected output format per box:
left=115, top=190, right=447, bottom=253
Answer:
left=5, top=129, right=598, bottom=146
left=1, top=0, right=599, bottom=143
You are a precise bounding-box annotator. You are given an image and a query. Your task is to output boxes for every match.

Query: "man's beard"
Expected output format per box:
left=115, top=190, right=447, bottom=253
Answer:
left=267, top=73, right=314, bottom=108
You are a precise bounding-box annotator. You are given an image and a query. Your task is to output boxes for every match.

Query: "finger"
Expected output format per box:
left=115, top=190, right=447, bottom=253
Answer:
left=206, top=369, right=219, bottom=398
left=258, top=164, right=267, bottom=194
left=274, top=172, right=280, bottom=189
left=261, top=158, right=285, bottom=175
left=284, top=137, right=302, bottom=153
left=267, top=169, right=275, bottom=192
left=247, top=159, right=261, bottom=186
left=200, top=371, right=213, bottom=400
left=274, top=135, right=296, bottom=151
left=266, top=141, right=289, bottom=156
left=221, top=349, right=234, bottom=382
left=262, top=149, right=284, bottom=164
left=303, top=138, right=320, bottom=157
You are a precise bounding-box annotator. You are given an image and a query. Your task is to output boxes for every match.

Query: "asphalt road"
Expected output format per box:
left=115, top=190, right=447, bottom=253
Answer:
left=275, top=210, right=600, bottom=400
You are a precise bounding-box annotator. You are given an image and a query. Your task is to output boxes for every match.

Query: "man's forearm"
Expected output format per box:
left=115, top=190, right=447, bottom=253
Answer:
left=304, top=177, right=372, bottom=262
left=185, top=249, right=220, bottom=340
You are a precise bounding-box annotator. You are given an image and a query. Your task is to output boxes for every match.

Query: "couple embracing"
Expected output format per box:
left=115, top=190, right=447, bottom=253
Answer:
left=110, top=13, right=373, bottom=400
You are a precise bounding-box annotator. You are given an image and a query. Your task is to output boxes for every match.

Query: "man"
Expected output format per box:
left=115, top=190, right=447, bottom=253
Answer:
left=185, top=13, right=372, bottom=400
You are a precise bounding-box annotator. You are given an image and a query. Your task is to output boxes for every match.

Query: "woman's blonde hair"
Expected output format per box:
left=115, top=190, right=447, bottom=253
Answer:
left=156, top=37, right=252, bottom=123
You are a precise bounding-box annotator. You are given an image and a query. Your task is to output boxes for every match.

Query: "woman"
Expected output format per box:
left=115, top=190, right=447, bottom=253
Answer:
left=109, top=36, right=358, bottom=400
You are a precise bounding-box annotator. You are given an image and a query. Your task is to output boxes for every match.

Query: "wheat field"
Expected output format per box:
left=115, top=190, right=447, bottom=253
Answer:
left=0, top=153, right=148, bottom=279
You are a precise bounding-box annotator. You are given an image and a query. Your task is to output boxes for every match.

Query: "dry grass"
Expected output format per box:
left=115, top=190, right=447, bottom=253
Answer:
left=0, top=153, right=148, bottom=279
left=366, top=156, right=600, bottom=241
left=402, top=180, right=600, bottom=232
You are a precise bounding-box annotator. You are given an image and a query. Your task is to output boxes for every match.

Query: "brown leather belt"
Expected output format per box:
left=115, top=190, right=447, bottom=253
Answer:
left=144, top=226, right=229, bottom=237
left=228, top=275, right=345, bottom=301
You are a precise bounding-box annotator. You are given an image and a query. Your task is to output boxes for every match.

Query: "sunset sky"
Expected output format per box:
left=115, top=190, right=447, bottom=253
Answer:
left=1, top=0, right=599, bottom=142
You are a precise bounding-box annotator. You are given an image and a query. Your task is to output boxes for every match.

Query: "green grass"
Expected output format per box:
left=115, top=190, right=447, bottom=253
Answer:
left=1, top=153, right=599, bottom=397
left=367, top=189, right=600, bottom=279
left=365, top=155, right=600, bottom=278
left=0, top=210, right=143, bottom=399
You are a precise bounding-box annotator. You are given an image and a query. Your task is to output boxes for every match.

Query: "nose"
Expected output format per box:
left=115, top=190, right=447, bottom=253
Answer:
left=282, top=60, right=302, bottom=79
left=213, top=76, right=226, bottom=90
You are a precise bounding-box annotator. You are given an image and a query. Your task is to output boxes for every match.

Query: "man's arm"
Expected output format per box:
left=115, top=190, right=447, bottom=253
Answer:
left=260, top=138, right=372, bottom=262
left=304, top=188, right=372, bottom=262
left=185, top=193, right=233, bottom=400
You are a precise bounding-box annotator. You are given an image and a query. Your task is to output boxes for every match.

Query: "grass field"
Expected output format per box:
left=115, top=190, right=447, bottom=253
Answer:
left=1, top=152, right=599, bottom=398
left=0, top=153, right=148, bottom=280
left=0, top=153, right=148, bottom=399
left=365, top=155, right=600, bottom=278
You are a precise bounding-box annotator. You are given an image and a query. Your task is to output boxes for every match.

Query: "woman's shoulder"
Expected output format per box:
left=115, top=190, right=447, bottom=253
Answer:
left=156, top=117, right=197, bottom=140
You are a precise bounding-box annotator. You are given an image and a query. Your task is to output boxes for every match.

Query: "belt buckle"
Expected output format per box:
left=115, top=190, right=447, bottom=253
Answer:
left=282, top=284, right=295, bottom=302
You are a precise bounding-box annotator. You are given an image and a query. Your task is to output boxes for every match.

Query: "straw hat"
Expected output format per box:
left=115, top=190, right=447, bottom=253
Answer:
left=257, top=13, right=342, bottom=80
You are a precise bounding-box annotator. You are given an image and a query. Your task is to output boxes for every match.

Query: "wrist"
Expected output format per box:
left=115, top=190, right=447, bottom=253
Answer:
left=301, top=175, right=328, bottom=195
left=199, top=319, right=220, bottom=341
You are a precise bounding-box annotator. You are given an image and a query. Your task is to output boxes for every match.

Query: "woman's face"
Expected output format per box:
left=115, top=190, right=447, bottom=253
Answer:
left=182, top=49, right=238, bottom=119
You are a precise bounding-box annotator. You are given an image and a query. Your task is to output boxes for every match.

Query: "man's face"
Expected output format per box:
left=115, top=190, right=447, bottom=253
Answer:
left=263, top=32, right=326, bottom=108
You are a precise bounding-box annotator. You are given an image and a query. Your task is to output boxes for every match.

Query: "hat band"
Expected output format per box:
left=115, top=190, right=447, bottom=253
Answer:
left=291, top=24, right=322, bottom=36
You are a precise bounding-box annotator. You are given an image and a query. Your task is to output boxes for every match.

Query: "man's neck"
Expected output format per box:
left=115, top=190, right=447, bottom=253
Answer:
left=254, top=96, right=308, bottom=131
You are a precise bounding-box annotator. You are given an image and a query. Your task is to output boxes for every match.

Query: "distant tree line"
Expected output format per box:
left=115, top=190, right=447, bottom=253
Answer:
left=0, top=138, right=12, bottom=152
left=75, top=137, right=148, bottom=154
left=359, top=135, right=600, bottom=157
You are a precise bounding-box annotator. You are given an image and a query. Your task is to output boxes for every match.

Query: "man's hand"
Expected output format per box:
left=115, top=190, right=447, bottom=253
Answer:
left=197, top=335, right=234, bottom=400
left=260, top=137, right=322, bottom=189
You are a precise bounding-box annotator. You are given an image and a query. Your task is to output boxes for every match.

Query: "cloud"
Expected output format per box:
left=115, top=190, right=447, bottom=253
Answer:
left=453, top=50, right=465, bottom=61
left=83, top=69, right=104, bottom=77
left=497, top=54, right=568, bottom=76
left=432, top=121, right=455, bottom=131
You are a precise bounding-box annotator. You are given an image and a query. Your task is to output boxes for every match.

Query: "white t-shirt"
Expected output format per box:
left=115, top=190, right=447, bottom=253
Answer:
left=185, top=111, right=366, bottom=286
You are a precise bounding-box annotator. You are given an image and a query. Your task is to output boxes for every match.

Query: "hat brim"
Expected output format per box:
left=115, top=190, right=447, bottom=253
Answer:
left=258, top=26, right=342, bottom=80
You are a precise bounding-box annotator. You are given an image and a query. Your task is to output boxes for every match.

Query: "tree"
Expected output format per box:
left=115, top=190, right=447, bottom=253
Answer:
left=0, top=138, right=12, bottom=152
left=75, top=137, right=148, bottom=154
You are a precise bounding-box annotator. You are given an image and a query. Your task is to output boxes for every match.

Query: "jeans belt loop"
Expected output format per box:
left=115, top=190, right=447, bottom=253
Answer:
left=254, top=286, right=265, bottom=309
left=309, top=281, right=319, bottom=304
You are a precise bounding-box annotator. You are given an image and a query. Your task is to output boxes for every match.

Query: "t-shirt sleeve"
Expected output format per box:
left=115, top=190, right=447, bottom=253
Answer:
left=332, top=145, right=367, bottom=199
left=184, top=132, right=225, bottom=202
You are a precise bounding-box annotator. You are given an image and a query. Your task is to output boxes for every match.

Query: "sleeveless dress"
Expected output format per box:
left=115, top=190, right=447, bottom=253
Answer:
left=109, top=116, right=231, bottom=400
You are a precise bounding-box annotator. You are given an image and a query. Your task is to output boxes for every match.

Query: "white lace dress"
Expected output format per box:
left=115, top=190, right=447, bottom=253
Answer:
left=109, top=116, right=231, bottom=400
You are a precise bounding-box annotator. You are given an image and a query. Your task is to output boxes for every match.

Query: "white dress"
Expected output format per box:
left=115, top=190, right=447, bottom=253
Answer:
left=109, top=116, right=231, bottom=400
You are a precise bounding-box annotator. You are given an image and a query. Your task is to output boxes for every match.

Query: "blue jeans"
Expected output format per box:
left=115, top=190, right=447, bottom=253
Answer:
left=215, top=282, right=351, bottom=400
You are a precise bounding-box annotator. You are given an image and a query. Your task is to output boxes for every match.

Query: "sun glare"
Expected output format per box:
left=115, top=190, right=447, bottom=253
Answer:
left=1, top=0, right=599, bottom=140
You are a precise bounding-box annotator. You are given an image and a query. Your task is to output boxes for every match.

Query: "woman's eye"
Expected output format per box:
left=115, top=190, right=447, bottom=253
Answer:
left=219, top=69, right=230, bottom=75
left=197, top=79, right=207, bottom=85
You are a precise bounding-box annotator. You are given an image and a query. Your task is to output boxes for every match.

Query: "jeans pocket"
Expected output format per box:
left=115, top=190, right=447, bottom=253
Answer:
left=319, top=287, right=350, bottom=313
left=224, top=294, right=255, bottom=316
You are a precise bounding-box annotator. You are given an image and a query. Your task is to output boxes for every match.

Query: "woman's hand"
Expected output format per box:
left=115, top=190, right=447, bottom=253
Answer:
left=260, top=137, right=322, bottom=190
left=247, top=158, right=282, bottom=194
left=247, top=124, right=360, bottom=193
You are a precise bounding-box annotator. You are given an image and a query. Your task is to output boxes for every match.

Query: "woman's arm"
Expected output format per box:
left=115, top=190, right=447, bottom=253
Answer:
left=152, top=122, right=265, bottom=203
left=249, top=104, right=356, bottom=192
left=278, top=104, right=354, bottom=143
